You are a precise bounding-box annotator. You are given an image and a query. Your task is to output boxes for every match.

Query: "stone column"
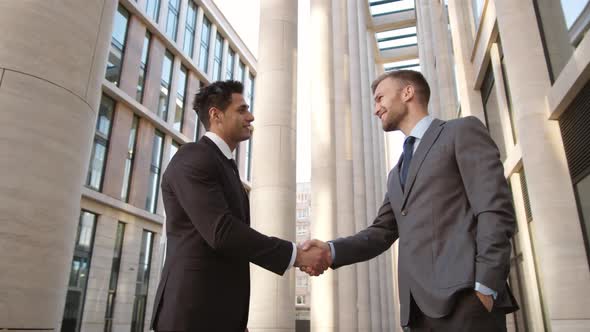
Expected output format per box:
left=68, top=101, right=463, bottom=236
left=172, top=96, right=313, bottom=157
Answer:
left=248, top=1, right=298, bottom=331
left=358, top=12, right=382, bottom=331
left=347, top=0, right=372, bottom=330
left=415, top=0, right=440, bottom=118
left=446, top=0, right=485, bottom=122
left=309, top=0, right=338, bottom=331
left=0, top=0, right=117, bottom=329
left=332, top=0, right=358, bottom=330
left=495, top=1, right=590, bottom=330
left=427, top=0, right=458, bottom=120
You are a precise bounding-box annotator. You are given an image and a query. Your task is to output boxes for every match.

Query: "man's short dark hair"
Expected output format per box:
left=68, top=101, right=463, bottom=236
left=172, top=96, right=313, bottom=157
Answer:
left=371, top=70, right=431, bottom=105
left=194, top=80, right=244, bottom=130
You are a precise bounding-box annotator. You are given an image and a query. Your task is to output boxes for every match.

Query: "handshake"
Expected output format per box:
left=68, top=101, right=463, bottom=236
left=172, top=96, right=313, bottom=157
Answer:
left=294, top=239, right=332, bottom=276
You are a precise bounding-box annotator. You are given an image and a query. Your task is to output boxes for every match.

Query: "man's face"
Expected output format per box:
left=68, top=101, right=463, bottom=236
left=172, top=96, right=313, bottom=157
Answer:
left=373, top=78, right=409, bottom=132
left=216, top=93, right=254, bottom=145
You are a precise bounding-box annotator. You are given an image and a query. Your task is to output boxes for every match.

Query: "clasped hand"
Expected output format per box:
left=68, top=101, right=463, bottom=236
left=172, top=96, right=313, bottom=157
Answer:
left=294, top=239, right=332, bottom=276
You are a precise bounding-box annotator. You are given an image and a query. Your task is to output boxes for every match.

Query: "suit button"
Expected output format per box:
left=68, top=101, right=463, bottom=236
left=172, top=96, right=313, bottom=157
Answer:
left=401, top=210, right=407, bottom=216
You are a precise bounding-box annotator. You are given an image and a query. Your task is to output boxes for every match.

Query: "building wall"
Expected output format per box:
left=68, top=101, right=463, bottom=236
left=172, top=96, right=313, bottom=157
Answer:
left=419, top=0, right=590, bottom=331
left=60, top=0, right=259, bottom=330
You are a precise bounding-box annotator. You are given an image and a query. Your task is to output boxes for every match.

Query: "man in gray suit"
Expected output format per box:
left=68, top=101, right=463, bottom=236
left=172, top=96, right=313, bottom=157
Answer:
left=302, top=70, right=518, bottom=331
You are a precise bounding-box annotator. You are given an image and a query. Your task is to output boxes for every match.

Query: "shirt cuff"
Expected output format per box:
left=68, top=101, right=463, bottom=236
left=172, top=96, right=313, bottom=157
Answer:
left=475, top=282, right=498, bottom=300
left=328, top=241, right=336, bottom=262
left=288, top=242, right=297, bottom=269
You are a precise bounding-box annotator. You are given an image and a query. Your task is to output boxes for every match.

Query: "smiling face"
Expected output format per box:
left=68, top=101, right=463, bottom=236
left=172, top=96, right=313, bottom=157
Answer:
left=373, top=77, right=411, bottom=132
left=212, top=93, right=254, bottom=149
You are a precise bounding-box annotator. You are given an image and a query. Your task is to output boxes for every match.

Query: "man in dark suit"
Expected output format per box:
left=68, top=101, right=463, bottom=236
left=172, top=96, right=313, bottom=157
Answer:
left=302, top=70, right=518, bottom=331
left=151, top=80, right=329, bottom=332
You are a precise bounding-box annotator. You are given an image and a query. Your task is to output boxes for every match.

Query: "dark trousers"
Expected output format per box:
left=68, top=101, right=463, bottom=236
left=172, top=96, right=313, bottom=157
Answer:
left=405, top=290, right=507, bottom=332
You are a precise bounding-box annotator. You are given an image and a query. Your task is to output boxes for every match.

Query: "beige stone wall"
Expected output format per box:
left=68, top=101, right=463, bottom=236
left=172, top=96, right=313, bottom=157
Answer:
left=445, top=0, right=590, bottom=331
left=0, top=0, right=117, bottom=329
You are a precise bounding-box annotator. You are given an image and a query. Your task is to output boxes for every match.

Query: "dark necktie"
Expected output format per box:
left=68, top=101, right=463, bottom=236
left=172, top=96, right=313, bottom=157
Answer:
left=230, top=158, right=240, bottom=177
left=400, top=136, right=416, bottom=191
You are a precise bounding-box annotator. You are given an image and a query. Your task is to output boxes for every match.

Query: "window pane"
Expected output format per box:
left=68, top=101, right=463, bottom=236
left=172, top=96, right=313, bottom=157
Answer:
left=146, top=131, right=164, bottom=213
left=96, top=96, right=115, bottom=137
left=226, top=49, right=235, bottom=80
left=87, top=96, right=114, bottom=191
left=370, top=0, right=414, bottom=16
left=105, top=222, right=125, bottom=331
left=183, top=2, right=197, bottom=57
left=105, top=6, right=129, bottom=85
left=131, top=230, right=154, bottom=332
left=121, top=116, right=139, bottom=201
left=237, top=61, right=245, bottom=82
left=174, top=66, right=188, bottom=131
left=165, top=0, right=180, bottom=40
left=62, top=211, right=97, bottom=332
left=212, top=33, right=223, bottom=80
left=88, top=142, right=107, bottom=190
left=158, top=51, right=174, bottom=120
left=137, top=32, right=151, bottom=102
left=146, top=0, right=160, bottom=22
left=199, top=17, right=211, bottom=72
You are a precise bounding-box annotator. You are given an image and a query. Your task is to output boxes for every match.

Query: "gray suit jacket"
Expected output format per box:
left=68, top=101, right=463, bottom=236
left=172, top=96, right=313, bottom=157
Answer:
left=331, top=117, right=518, bottom=326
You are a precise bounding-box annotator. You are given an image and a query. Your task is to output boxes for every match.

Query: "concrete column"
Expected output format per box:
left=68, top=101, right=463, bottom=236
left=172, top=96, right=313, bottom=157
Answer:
left=112, top=222, right=142, bottom=331
left=102, top=104, right=135, bottom=200
left=182, top=71, right=200, bottom=140
left=332, top=0, right=358, bottom=330
left=248, top=1, right=298, bottom=331
left=129, top=119, right=155, bottom=210
left=0, top=0, right=116, bottom=329
left=489, top=43, right=516, bottom=147
left=446, top=0, right=485, bottom=122
left=415, top=0, right=440, bottom=118
left=142, top=37, right=166, bottom=113
left=119, top=16, right=147, bottom=98
left=495, top=1, right=590, bottom=330
left=175, top=0, right=188, bottom=48
left=358, top=10, right=382, bottom=331
left=347, top=0, right=371, bottom=330
left=427, top=0, right=458, bottom=120
left=166, top=56, right=182, bottom=124
left=508, top=174, right=545, bottom=332
left=309, top=0, right=338, bottom=331
left=391, top=243, right=403, bottom=332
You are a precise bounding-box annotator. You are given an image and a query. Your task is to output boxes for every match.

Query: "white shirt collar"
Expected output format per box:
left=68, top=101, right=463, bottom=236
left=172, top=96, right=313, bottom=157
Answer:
left=409, top=115, right=434, bottom=141
left=204, top=132, right=233, bottom=159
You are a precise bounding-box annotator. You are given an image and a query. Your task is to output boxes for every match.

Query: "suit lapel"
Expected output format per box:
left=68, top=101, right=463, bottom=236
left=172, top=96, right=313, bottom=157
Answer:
left=401, top=119, right=445, bottom=207
left=201, top=137, right=249, bottom=223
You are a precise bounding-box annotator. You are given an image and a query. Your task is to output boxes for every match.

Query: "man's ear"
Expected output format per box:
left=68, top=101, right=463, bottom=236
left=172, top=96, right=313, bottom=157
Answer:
left=209, top=107, right=220, bottom=124
left=403, top=85, right=415, bottom=102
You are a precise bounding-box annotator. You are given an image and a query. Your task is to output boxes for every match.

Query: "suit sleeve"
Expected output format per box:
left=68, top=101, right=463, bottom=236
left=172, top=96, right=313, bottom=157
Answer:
left=455, top=116, right=516, bottom=292
left=331, top=176, right=399, bottom=269
left=167, top=146, right=293, bottom=275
